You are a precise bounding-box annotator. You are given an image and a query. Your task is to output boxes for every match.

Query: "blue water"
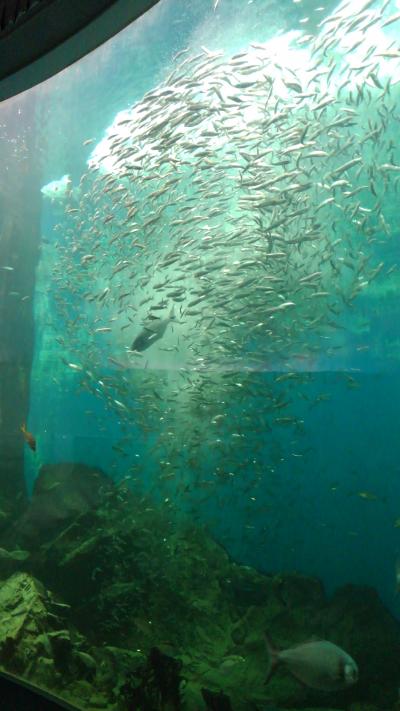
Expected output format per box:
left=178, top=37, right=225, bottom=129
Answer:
left=19, top=0, right=400, bottom=625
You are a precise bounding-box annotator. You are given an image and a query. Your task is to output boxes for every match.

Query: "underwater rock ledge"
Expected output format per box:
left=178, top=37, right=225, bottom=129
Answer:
left=0, top=461, right=398, bottom=711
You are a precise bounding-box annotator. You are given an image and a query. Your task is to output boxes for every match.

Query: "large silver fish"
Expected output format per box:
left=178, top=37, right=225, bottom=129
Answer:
left=131, top=307, right=175, bottom=352
left=264, top=634, right=358, bottom=691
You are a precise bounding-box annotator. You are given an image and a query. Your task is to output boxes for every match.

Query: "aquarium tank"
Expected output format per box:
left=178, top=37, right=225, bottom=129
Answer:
left=0, top=0, right=400, bottom=709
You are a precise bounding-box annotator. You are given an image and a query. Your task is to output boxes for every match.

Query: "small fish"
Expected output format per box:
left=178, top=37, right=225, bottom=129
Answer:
left=382, top=11, right=400, bottom=28
left=66, top=362, right=83, bottom=371
left=42, top=482, right=61, bottom=492
left=21, top=423, right=36, bottom=452
left=264, top=633, right=358, bottom=691
left=356, top=491, right=379, bottom=501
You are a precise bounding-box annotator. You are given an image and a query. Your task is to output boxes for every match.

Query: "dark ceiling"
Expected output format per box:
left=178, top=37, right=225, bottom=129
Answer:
left=0, top=0, right=161, bottom=101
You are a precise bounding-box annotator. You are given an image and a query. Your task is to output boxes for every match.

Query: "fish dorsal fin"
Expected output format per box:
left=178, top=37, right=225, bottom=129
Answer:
left=285, top=636, right=322, bottom=654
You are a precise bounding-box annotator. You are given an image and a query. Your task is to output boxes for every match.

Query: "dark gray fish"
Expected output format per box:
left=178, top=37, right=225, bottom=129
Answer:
left=131, top=307, right=175, bottom=351
left=264, top=633, right=358, bottom=691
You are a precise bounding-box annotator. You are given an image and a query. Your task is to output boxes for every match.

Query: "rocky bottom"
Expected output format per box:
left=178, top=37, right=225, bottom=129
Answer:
left=0, top=462, right=398, bottom=711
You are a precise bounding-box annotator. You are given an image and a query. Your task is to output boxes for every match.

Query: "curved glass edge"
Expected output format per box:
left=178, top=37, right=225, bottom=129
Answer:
left=0, top=0, right=161, bottom=101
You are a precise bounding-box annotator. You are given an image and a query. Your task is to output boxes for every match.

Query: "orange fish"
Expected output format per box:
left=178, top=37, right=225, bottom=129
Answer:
left=21, top=423, right=36, bottom=452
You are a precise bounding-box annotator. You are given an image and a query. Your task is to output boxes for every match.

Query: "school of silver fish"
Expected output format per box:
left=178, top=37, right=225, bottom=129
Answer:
left=49, top=0, right=400, bottom=532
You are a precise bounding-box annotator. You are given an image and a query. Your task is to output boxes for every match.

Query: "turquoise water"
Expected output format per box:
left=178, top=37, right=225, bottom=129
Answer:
left=1, top=0, right=400, bottom=707
left=32, top=0, right=400, bottom=608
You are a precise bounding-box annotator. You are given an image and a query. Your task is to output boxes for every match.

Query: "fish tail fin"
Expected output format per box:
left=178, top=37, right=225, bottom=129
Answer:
left=264, top=632, right=279, bottom=684
left=21, top=423, right=26, bottom=433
